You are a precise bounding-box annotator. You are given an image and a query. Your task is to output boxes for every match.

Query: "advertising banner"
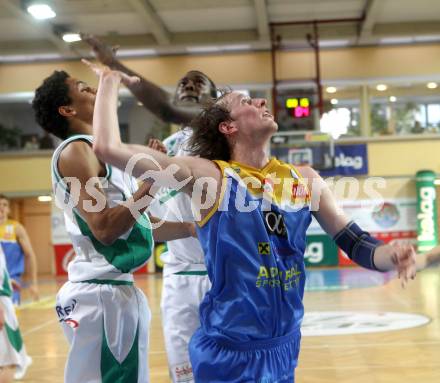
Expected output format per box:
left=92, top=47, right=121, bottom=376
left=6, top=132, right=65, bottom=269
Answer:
left=306, top=198, right=417, bottom=267
left=320, top=144, right=368, bottom=176
left=305, top=234, right=338, bottom=267
left=415, top=170, right=438, bottom=252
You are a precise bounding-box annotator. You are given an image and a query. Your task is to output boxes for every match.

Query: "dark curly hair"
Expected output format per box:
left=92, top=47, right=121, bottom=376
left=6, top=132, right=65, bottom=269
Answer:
left=188, top=91, right=233, bottom=161
left=32, top=70, right=71, bottom=140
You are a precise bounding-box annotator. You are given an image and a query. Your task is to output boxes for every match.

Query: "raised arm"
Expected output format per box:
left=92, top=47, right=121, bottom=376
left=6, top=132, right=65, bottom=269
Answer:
left=90, top=64, right=219, bottom=189
left=300, top=166, right=416, bottom=285
left=150, top=218, right=196, bottom=242
left=81, top=33, right=199, bottom=124
left=59, top=141, right=154, bottom=245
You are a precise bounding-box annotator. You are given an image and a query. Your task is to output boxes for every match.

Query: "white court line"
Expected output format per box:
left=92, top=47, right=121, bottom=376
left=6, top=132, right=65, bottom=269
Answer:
left=21, top=350, right=167, bottom=359
left=304, top=299, right=428, bottom=309
left=22, top=318, right=58, bottom=337
left=297, top=364, right=440, bottom=370
left=17, top=294, right=56, bottom=310
left=26, top=354, right=67, bottom=359
left=302, top=339, right=440, bottom=349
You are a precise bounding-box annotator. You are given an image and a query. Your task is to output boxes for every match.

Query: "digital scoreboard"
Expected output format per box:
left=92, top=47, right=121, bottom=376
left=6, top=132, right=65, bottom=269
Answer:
left=286, top=97, right=311, bottom=118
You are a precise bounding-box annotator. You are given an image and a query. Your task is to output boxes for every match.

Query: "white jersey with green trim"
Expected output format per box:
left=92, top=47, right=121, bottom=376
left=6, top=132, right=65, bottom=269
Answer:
left=150, top=128, right=206, bottom=276
left=0, top=245, right=13, bottom=297
left=51, top=134, right=154, bottom=283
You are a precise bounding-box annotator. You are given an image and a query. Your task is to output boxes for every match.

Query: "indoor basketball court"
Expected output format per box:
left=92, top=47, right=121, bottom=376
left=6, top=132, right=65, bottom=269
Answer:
left=1, top=1, right=440, bottom=382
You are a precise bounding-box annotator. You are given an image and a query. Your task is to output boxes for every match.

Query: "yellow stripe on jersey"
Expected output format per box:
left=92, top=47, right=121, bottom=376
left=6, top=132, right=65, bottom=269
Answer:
left=222, top=158, right=310, bottom=207
left=198, top=158, right=311, bottom=227
left=0, top=220, right=18, bottom=242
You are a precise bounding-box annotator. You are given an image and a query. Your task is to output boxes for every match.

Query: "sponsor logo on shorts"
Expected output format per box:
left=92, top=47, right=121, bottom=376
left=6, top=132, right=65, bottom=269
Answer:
left=172, top=362, right=193, bottom=382
left=56, top=298, right=79, bottom=328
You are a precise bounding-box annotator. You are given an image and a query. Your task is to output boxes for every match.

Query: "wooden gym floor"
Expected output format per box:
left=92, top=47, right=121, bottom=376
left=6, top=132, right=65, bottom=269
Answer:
left=15, top=266, right=440, bottom=382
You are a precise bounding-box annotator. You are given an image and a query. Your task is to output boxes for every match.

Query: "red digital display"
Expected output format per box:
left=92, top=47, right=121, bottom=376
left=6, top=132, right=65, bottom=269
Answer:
left=286, top=98, right=311, bottom=119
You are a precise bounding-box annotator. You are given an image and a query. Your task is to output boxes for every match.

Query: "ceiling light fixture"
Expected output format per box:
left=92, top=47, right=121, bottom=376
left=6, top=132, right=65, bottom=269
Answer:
left=389, top=96, right=397, bottom=102
left=326, top=86, right=337, bottom=94
left=38, top=195, right=52, bottom=202
left=27, top=4, right=56, bottom=20
left=186, top=46, right=220, bottom=54
left=330, top=98, right=338, bottom=105
left=117, top=48, right=157, bottom=57
left=427, top=82, right=438, bottom=89
left=62, top=33, right=81, bottom=43
left=376, top=84, right=388, bottom=91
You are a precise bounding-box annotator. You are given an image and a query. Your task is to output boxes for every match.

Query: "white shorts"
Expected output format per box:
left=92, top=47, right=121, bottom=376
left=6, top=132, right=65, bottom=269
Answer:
left=161, top=272, right=211, bottom=383
left=0, top=295, right=30, bottom=374
left=56, top=280, right=151, bottom=383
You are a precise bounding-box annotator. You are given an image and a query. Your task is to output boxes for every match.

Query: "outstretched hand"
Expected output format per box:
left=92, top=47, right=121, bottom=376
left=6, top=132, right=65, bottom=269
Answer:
left=82, top=59, right=140, bottom=86
left=80, top=33, right=119, bottom=67
left=389, top=242, right=416, bottom=287
left=11, top=279, right=21, bottom=292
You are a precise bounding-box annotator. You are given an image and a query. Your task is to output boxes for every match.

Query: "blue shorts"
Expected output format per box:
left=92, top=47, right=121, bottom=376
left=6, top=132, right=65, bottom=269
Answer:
left=189, top=328, right=301, bottom=383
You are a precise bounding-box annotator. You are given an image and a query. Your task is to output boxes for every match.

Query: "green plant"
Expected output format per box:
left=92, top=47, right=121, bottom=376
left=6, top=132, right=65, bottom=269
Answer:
left=0, top=124, right=22, bottom=149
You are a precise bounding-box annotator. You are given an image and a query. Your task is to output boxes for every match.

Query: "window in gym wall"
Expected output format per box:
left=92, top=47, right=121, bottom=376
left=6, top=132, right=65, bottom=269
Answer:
left=427, top=104, right=440, bottom=129
left=369, top=81, right=440, bottom=136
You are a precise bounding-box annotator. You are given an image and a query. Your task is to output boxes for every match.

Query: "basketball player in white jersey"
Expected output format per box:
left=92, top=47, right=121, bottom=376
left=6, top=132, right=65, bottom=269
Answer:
left=83, top=34, right=216, bottom=382
left=0, top=245, right=32, bottom=382
left=32, top=70, right=195, bottom=383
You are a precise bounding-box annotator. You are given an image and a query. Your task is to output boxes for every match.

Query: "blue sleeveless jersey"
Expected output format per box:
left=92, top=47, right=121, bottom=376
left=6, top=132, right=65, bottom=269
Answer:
left=0, top=220, right=25, bottom=278
left=196, top=158, right=312, bottom=345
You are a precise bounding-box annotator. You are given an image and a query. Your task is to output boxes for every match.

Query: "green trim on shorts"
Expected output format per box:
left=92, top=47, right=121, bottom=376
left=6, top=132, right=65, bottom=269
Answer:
left=80, top=279, right=134, bottom=286
left=5, top=323, right=23, bottom=353
left=101, top=322, right=139, bottom=383
left=174, top=271, right=208, bottom=276
left=0, top=270, right=12, bottom=297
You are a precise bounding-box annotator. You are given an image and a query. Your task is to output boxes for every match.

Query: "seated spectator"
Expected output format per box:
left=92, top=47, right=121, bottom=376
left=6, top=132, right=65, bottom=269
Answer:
left=23, top=135, right=39, bottom=150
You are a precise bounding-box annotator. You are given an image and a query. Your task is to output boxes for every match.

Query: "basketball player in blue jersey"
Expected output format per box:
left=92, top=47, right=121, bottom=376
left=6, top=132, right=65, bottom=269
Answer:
left=0, top=195, right=39, bottom=305
left=83, top=34, right=217, bottom=382
left=88, top=63, right=417, bottom=383
left=32, top=70, right=197, bottom=383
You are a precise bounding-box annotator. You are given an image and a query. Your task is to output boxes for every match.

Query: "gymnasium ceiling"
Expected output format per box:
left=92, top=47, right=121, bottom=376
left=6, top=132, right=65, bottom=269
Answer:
left=0, top=0, right=439, bottom=62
